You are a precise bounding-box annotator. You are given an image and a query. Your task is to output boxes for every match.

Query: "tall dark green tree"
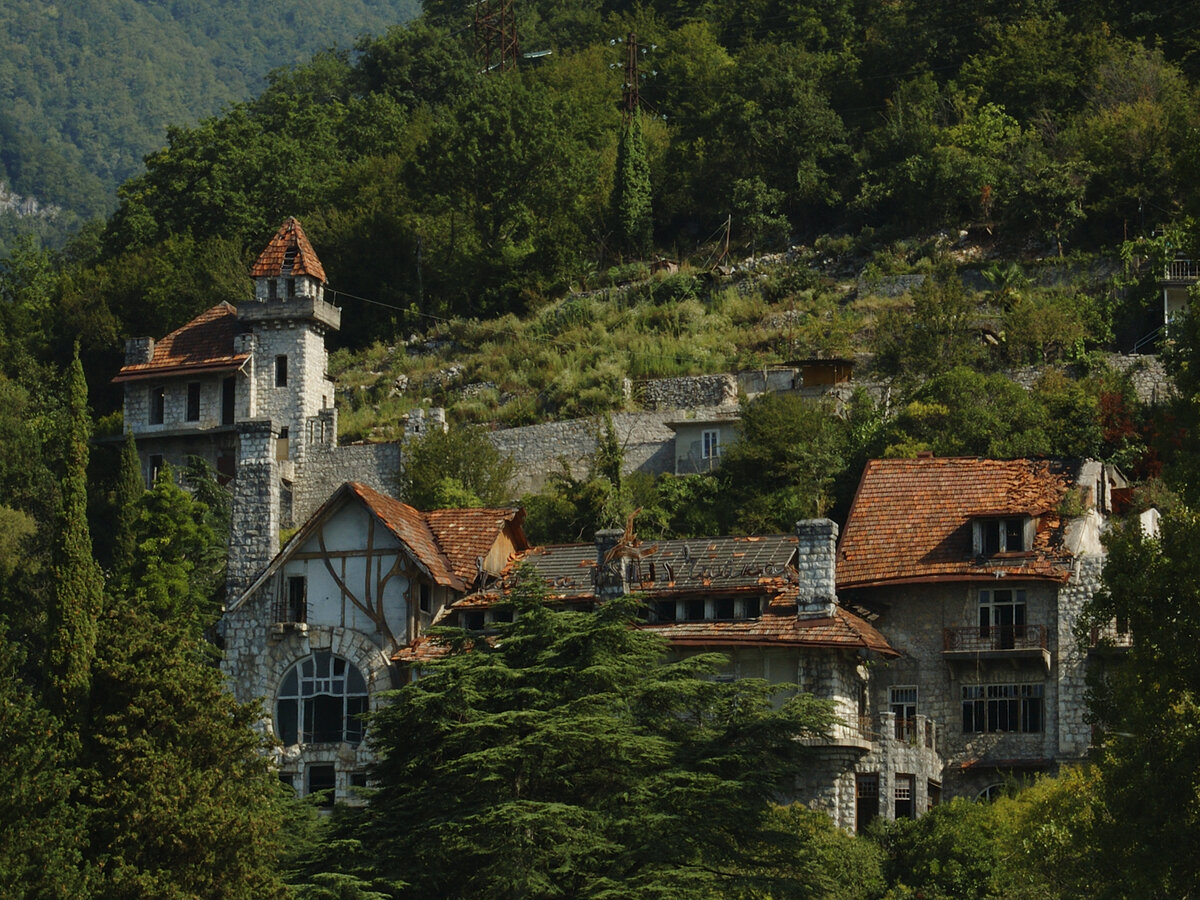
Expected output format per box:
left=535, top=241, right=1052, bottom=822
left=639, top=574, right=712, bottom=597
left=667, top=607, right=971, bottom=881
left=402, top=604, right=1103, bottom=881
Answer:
left=346, top=567, right=836, bottom=898
left=612, top=107, right=653, bottom=259
left=44, top=349, right=103, bottom=724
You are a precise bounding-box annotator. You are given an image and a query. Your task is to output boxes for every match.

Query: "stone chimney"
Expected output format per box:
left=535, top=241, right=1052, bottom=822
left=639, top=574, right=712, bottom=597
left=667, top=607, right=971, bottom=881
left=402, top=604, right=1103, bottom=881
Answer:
left=594, top=529, right=628, bottom=598
left=225, top=418, right=281, bottom=601
left=794, top=519, right=838, bottom=619
left=124, top=337, right=154, bottom=366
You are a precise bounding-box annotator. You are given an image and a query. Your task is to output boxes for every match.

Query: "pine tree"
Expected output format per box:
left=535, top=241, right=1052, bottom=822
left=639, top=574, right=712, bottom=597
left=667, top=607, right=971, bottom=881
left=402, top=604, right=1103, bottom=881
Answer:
left=346, top=565, right=836, bottom=898
left=44, top=348, right=103, bottom=724
left=612, top=108, right=652, bottom=260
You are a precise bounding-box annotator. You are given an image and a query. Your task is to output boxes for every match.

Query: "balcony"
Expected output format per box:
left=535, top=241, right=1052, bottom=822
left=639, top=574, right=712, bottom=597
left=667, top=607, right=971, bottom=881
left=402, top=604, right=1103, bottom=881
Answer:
left=943, top=624, right=1051, bottom=671
left=1164, top=258, right=1198, bottom=284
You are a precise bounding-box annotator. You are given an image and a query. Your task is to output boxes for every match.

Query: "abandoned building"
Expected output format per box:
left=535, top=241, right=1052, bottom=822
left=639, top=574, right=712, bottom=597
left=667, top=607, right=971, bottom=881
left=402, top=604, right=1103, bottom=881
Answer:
left=113, top=220, right=1136, bottom=828
left=219, top=480, right=529, bottom=800
left=113, top=218, right=401, bottom=599
left=836, top=455, right=1130, bottom=813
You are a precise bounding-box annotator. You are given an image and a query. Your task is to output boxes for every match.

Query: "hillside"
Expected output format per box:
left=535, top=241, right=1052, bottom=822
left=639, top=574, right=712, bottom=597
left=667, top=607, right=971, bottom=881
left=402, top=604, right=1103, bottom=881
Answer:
left=0, top=0, right=420, bottom=252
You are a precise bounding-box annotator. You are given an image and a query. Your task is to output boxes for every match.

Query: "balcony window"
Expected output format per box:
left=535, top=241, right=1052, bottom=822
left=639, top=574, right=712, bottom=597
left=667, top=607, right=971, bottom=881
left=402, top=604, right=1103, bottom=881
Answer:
left=890, top=686, right=918, bottom=740
left=186, top=382, right=201, bottom=422
left=979, top=589, right=1027, bottom=649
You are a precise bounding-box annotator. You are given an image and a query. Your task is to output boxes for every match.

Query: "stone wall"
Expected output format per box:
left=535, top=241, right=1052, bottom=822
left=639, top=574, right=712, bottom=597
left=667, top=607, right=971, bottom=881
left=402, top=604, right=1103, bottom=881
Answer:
left=292, top=442, right=403, bottom=525
left=488, top=410, right=694, bottom=495
left=227, top=418, right=281, bottom=600
left=640, top=374, right=738, bottom=410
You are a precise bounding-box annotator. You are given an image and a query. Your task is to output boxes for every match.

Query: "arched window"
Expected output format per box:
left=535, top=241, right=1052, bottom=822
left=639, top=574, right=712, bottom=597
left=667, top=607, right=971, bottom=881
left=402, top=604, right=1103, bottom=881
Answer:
left=275, top=651, right=369, bottom=745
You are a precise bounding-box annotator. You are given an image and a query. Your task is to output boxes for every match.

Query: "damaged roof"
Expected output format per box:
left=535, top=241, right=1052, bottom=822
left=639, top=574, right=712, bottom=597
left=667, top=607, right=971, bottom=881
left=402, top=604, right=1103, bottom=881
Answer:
left=113, top=302, right=249, bottom=382
left=399, top=530, right=898, bottom=661
left=250, top=217, right=327, bottom=282
left=837, top=457, right=1077, bottom=589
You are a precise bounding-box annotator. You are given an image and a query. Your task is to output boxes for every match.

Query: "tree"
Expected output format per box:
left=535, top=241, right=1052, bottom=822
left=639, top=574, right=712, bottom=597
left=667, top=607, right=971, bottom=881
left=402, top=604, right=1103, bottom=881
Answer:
left=44, top=349, right=103, bottom=724
left=719, top=392, right=854, bottom=533
left=1076, top=509, right=1200, bottom=897
left=346, top=567, right=837, bottom=898
left=611, top=108, right=653, bottom=259
left=398, top=424, right=515, bottom=509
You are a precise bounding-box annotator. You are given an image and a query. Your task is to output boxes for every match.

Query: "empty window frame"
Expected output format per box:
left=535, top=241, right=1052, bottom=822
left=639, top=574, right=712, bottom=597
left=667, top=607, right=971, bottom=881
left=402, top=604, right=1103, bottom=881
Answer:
left=975, top=516, right=1031, bottom=555
left=306, top=764, right=336, bottom=806
left=890, top=686, right=918, bottom=740
left=702, top=429, right=720, bottom=459
left=275, top=355, right=288, bottom=387
left=856, top=774, right=880, bottom=833
left=978, top=589, right=1027, bottom=648
left=962, top=683, right=1044, bottom=733
left=149, top=386, right=165, bottom=425
left=268, top=279, right=278, bottom=300
left=185, top=381, right=201, bottom=421
left=275, top=651, right=369, bottom=746
left=282, top=575, right=306, bottom=623
left=894, top=774, right=915, bottom=819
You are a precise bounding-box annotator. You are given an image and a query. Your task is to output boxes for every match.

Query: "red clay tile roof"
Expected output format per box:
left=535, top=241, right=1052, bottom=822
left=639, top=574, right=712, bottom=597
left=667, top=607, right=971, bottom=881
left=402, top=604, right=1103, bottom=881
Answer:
left=348, top=482, right=523, bottom=590
left=836, top=457, right=1077, bottom=590
left=250, top=217, right=327, bottom=282
left=426, top=507, right=525, bottom=583
left=642, top=605, right=897, bottom=656
left=113, top=302, right=249, bottom=382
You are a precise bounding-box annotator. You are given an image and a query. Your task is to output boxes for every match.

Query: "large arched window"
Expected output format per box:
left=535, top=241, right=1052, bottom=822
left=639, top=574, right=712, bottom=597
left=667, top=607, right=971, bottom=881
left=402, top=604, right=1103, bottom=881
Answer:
left=275, top=651, right=369, bottom=745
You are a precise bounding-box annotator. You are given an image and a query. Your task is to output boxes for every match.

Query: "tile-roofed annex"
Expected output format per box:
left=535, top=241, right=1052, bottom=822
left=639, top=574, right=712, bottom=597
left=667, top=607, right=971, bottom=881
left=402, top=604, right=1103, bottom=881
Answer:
left=836, top=456, right=1076, bottom=590
left=250, top=217, right=327, bottom=283
left=419, top=528, right=898, bottom=659
left=113, top=302, right=249, bottom=382
left=426, top=506, right=528, bottom=585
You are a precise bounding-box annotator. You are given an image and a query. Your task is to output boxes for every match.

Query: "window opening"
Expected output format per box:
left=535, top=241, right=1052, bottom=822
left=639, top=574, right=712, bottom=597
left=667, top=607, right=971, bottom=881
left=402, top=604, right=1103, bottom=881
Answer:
left=281, top=575, right=306, bottom=623
left=654, top=600, right=676, bottom=622
left=221, top=376, right=236, bottom=425
left=275, top=355, right=288, bottom=387
left=268, top=279, right=278, bottom=300
left=287, top=277, right=297, bottom=297
left=149, top=386, right=165, bottom=425
left=894, top=774, right=915, bottom=819
left=855, top=774, right=879, bottom=833
left=928, top=780, right=942, bottom=810
left=978, top=589, right=1027, bottom=649
left=702, top=429, right=720, bottom=459
left=147, top=454, right=164, bottom=488
left=307, top=764, right=336, bottom=806
left=962, top=683, right=1044, bottom=733
left=977, top=517, right=1029, bottom=555
left=715, top=597, right=736, bottom=619
left=276, top=426, right=290, bottom=461
left=185, top=382, right=201, bottom=421
left=463, top=611, right=486, bottom=630
left=275, top=651, right=369, bottom=746
left=890, top=686, right=918, bottom=740
left=684, top=598, right=706, bottom=621
left=419, top=583, right=432, bottom=613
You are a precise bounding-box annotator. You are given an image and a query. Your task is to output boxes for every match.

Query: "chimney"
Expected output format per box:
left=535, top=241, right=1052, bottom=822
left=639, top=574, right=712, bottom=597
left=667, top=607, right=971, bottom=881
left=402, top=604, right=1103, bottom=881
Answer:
left=124, top=337, right=154, bottom=366
left=594, top=529, right=628, bottom=598
left=794, top=519, right=838, bottom=619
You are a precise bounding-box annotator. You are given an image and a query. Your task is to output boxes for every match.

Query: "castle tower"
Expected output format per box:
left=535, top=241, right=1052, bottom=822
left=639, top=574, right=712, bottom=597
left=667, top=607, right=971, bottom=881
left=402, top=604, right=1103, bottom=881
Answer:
left=226, top=219, right=341, bottom=599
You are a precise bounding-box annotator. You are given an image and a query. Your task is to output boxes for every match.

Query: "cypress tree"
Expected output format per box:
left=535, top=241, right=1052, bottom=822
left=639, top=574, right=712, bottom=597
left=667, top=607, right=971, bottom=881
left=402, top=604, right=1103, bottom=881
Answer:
left=110, top=429, right=145, bottom=583
left=612, top=108, right=652, bottom=259
left=45, top=348, right=103, bottom=724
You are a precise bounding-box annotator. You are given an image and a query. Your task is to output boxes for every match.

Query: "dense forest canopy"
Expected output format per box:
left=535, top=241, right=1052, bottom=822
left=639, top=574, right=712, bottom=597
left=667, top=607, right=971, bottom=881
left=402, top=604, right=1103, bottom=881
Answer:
left=0, top=0, right=422, bottom=252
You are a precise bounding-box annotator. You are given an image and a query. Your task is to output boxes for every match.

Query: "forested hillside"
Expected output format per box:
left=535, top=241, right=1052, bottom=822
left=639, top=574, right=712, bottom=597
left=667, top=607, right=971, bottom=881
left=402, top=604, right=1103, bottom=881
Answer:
left=0, top=0, right=421, bottom=252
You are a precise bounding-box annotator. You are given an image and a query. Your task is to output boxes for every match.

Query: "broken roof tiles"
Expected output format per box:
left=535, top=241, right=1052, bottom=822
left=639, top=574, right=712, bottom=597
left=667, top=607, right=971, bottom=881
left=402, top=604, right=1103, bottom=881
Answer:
left=113, top=302, right=249, bottom=382
left=837, top=457, right=1076, bottom=590
left=249, top=217, right=327, bottom=283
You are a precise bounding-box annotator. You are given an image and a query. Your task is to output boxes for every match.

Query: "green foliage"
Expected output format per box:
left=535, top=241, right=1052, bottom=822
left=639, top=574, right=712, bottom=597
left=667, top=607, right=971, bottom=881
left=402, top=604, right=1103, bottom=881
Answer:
left=399, top=425, right=516, bottom=510
left=872, top=264, right=983, bottom=382
left=719, top=392, right=857, bottom=532
left=344, top=566, right=838, bottom=898
left=612, top=109, right=653, bottom=259
left=1078, top=509, right=1200, bottom=897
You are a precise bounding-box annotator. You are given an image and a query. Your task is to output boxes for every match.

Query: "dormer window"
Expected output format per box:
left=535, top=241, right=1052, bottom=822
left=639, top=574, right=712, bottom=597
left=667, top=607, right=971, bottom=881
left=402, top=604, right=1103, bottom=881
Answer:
left=973, top=516, right=1032, bottom=556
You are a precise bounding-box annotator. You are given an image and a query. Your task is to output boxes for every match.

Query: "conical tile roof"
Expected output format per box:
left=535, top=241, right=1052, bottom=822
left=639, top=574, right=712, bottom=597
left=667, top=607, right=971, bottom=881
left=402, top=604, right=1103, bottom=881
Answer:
left=249, top=217, right=326, bottom=283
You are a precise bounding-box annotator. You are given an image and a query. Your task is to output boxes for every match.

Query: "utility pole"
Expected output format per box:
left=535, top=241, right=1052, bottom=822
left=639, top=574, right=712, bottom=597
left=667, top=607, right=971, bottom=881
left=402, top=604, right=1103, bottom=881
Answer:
left=622, top=31, right=640, bottom=121
left=474, top=0, right=519, bottom=73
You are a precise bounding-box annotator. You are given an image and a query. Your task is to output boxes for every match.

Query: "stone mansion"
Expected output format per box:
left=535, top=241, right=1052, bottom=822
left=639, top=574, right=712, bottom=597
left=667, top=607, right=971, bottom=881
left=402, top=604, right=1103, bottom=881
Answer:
left=115, top=219, right=1134, bottom=830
